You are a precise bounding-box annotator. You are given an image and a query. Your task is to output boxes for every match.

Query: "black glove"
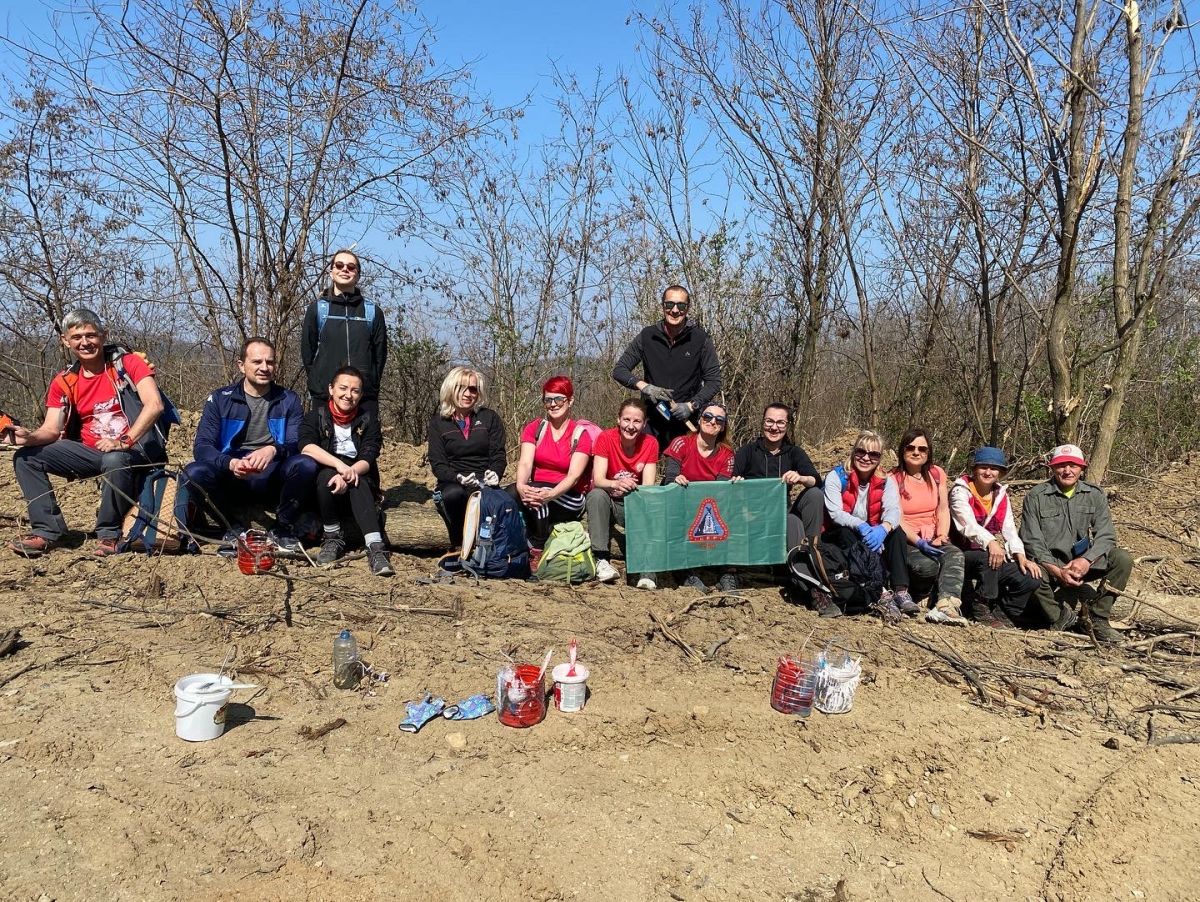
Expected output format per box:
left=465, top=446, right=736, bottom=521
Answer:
left=670, top=401, right=694, bottom=421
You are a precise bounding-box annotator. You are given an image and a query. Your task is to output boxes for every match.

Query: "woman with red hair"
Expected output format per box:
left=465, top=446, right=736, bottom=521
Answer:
left=508, top=375, right=595, bottom=550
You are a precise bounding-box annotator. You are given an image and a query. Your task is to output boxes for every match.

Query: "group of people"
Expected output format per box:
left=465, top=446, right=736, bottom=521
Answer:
left=6, top=250, right=396, bottom=576
left=5, top=277, right=1135, bottom=641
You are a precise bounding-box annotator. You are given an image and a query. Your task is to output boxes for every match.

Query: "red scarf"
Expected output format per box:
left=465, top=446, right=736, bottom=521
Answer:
left=328, top=398, right=356, bottom=427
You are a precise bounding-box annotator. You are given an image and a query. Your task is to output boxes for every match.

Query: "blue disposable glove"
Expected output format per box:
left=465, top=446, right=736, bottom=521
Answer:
left=670, top=401, right=694, bottom=421
left=443, top=693, right=496, bottom=721
left=916, top=538, right=946, bottom=559
left=865, top=525, right=888, bottom=553
left=855, top=522, right=872, bottom=540
left=399, top=693, right=446, bottom=733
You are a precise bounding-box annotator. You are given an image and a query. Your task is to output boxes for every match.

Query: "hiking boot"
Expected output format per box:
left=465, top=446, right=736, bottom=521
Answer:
left=317, top=532, right=346, bottom=565
left=93, top=537, right=121, bottom=557
left=872, top=590, right=904, bottom=625
left=927, top=595, right=968, bottom=626
left=682, top=573, right=708, bottom=592
left=715, top=573, right=740, bottom=593
left=894, top=589, right=919, bottom=616
left=989, top=605, right=1016, bottom=629
left=367, top=542, right=394, bottom=577
left=9, top=534, right=56, bottom=558
left=595, top=559, right=620, bottom=583
left=812, top=588, right=843, bottom=619
left=636, top=572, right=658, bottom=590
left=1049, top=603, right=1078, bottom=632
left=1082, top=616, right=1121, bottom=644
left=269, top=530, right=303, bottom=554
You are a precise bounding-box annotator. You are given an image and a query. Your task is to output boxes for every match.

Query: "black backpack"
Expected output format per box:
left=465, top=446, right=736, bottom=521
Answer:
left=818, top=526, right=886, bottom=614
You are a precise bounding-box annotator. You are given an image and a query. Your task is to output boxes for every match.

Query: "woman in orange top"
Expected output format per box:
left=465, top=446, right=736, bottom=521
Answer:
left=892, top=427, right=966, bottom=624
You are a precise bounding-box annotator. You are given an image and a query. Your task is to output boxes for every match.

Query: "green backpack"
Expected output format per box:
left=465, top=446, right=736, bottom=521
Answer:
left=535, top=522, right=597, bottom=584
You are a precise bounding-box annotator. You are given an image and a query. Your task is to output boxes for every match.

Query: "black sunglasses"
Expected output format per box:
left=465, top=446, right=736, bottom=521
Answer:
left=662, top=301, right=689, bottom=312
left=700, top=412, right=727, bottom=424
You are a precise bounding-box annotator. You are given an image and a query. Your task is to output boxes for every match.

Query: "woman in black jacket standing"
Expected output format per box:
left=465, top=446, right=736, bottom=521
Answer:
left=427, top=366, right=507, bottom=547
left=298, top=366, right=392, bottom=576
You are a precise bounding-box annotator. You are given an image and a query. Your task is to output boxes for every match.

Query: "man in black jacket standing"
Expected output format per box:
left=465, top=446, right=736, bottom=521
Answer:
left=301, top=249, right=389, bottom=411
left=612, top=285, right=722, bottom=446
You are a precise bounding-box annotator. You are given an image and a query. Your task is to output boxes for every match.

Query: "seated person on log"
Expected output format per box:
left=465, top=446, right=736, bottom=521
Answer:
left=890, top=427, right=967, bottom=626
left=299, top=366, right=393, bottom=576
left=1017, top=443, right=1132, bottom=644
left=507, top=375, right=593, bottom=555
left=427, top=365, right=506, bottom=548
left=174, top=337, right=315, bottom=551
left=586, top=398, right=659, bottom=589
left=730, top=401, right=823, bottom=599
left=948, top=445, right=1042, bottom=629
left=662, top=401, right=736, bottom=593
left=820, top=429, right=906, bottom=619
left=9, top=307, right=167, bottom=558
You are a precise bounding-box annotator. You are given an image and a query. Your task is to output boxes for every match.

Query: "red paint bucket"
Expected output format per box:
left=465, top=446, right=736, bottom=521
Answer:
left=771, top=656, right=815, bottom=716
left=237, top=530, right=275, bottom=575
left=497, top=664, right=546, bottom=728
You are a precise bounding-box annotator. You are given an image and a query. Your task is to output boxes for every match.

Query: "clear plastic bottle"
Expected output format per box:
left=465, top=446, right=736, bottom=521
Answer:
left=332, top=629, right=360, bottom=689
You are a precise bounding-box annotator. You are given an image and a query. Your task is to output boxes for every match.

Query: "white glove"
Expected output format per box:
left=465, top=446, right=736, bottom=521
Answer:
left=483, top=469, right=500, bottom=487
left=457, top=473, right=481, bottom=488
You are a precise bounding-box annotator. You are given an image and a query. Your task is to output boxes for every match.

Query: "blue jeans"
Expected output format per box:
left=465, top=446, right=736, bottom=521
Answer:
left=175, top=452, right=317, bottom=533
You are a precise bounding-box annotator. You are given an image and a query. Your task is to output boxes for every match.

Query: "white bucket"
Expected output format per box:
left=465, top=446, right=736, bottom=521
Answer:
left=174, top=673, right=233, bottom=741
left=551, top=663, right=589, bottom=713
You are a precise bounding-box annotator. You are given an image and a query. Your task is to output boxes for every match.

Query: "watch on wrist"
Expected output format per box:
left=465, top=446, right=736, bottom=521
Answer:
left=119, top=434, right=133, bottom=448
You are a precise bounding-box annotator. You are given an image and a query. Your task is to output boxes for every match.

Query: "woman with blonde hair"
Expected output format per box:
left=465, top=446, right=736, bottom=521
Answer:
left=820, top=429, right=908, bottom=619
left=427, top=365, right=507, bottom=546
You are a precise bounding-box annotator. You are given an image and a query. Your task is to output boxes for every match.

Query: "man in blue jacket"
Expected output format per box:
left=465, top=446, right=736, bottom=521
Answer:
left=175, top=338, right=316, bottom=549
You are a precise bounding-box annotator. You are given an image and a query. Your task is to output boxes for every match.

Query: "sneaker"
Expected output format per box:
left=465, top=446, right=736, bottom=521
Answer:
left=636, top=573, right=658, bottom=590
left=595, top=559, right=620, bottom=583
left=894, top=589, right=919, bottom=616
left=682, top=573, right=708, bottom=592
left=316, top=532, right=346, bottom=565
left=972, top=602, right=1002, bottom=628
left=93, top=537, right=121, bottom=557
left=715, top=573, right=740, bottom=593
left=216, top=528, right=242, bottom=558
left=1049, top=603, right=1078, bottom=632
left=813, top=588, right=843, bottom=618
left=925, top=606, right=969, bottom=626
left=367, top=542, right=394, bottom=577
left=9, top=534, right=56, bottom=558
left=873, top=590, right=904, bottom=625
left=269, top=530, right=303, bottom=554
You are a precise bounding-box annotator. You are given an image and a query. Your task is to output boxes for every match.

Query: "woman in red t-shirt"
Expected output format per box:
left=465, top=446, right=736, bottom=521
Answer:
left=508, top=375, right=594, bottom=548
left=662, top=402, right=735, bottom=591
left=586, top=398, right=660, bottom=588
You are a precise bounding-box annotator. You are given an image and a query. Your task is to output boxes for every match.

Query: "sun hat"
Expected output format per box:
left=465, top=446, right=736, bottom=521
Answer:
left=1048, top=444, right=1087, bottom=467
left=972, top=446, right=1009, bottom=470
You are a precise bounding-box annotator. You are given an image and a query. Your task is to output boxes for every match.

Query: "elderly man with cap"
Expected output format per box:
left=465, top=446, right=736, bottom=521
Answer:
left=949, top=447, right=1043, bottom=628
left=1017, top=443, right=1132, bottom=642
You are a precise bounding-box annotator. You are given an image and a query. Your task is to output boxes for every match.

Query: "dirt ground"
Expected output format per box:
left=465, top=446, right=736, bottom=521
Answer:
left=1, top=431, right=1199, bottom=901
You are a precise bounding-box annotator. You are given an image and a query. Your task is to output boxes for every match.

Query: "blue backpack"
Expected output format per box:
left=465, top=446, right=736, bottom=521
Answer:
left=440, top=488, right=530, bottom=579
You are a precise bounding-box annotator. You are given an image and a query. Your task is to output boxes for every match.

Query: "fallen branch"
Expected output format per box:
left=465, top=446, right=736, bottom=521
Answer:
left=648, top=610, right=704, bottom=662
left=0, top=643, right=100, bottom=689
left=1150, top=734, right=1200, bottom=746
left=298, top=718, right=347, bottom=741
left=897, top=631, right=990, bottom=704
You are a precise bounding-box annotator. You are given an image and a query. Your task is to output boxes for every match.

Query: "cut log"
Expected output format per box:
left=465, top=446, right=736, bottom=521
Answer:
left=384, top=502, right=452, bottom=551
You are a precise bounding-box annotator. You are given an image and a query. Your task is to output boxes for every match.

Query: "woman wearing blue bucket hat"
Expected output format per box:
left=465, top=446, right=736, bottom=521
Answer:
left=948, top=446, right=1043, bottom=627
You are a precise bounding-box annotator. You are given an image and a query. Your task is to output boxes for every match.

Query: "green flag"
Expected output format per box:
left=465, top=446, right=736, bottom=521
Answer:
left=624, top=481, right=787, bottom=573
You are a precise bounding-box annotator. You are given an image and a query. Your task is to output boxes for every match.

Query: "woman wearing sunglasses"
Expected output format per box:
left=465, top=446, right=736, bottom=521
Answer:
left=663, top=402, right=737, bottom=592
left=427, top=366, right=507, bottom=546
left=300, top=249, right=388, bottom=411
left=891, top=427, right=967, bottom=625
left=821, top=430, right=907, bottom=617
left=509, top=375, right=595, bottom=551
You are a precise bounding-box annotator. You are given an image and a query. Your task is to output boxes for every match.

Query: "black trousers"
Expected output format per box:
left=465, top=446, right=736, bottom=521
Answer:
left=435, top=479, right=472, bottom=546
left=316, top=457, right=381, bottom=539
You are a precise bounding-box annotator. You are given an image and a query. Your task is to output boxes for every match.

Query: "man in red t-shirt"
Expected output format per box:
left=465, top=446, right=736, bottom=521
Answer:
left=9, top=308, right=167, bottom=558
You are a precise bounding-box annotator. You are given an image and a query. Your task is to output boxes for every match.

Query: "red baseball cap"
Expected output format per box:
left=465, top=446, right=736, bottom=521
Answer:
left=1048, top=444, right=1087, bottom=467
